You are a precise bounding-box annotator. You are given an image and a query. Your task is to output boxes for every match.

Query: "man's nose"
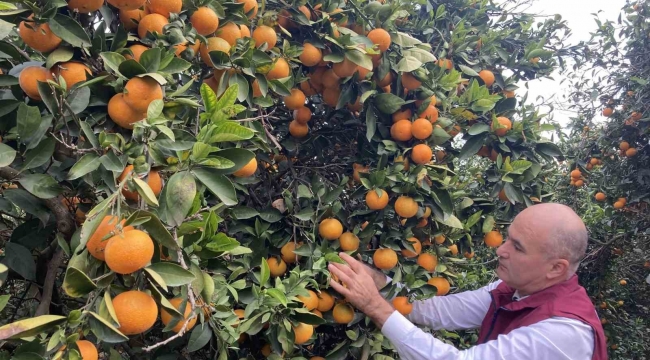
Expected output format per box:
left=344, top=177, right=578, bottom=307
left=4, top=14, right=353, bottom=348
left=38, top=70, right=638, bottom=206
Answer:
left=496, top=243, right=507, bottom=258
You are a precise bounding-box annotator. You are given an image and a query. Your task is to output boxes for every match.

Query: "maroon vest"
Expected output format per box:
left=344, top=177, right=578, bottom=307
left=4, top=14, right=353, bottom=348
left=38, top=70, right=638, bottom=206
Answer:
left=478, top=275, right=608, bottom=360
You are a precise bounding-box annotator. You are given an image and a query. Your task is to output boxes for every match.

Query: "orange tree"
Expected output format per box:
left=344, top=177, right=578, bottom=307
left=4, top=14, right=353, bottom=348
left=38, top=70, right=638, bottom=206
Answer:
left=0, top=0, right=575, bottom=358
left=554, top=1, right=649, bottom=358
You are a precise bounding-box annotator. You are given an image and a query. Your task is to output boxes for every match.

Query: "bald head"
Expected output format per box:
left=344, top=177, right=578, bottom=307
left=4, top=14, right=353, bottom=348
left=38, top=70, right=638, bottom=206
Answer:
left=513, top=203, right=588, bottom=274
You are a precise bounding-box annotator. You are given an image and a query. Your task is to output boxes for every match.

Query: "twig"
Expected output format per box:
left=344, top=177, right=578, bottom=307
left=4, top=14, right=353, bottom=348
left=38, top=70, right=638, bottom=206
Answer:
left=34, top=248, right=64, bottom=316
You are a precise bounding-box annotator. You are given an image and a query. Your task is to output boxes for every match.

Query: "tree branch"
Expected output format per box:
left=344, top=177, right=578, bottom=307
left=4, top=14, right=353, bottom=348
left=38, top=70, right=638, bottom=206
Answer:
left=34, top=248, right=64, bottom=316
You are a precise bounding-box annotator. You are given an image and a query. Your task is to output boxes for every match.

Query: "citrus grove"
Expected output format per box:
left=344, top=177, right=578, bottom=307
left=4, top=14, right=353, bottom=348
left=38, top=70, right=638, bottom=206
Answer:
left=0, top=0, right=612, bottom=358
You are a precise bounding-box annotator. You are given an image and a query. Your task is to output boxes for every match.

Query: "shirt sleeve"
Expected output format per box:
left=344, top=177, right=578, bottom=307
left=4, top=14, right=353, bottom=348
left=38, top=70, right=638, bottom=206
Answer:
left=381, top=311, right=595, bottom=360
left=405, top=280, right=501, bottom=331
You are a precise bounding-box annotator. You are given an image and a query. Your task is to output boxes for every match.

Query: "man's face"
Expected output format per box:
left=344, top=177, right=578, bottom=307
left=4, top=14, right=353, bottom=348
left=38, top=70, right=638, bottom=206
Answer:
left=495, top=214, right=554, bottom=294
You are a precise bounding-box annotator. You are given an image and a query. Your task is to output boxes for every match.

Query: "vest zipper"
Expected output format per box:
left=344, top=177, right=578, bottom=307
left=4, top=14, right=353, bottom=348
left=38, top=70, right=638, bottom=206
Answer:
left=481, top=292, right=511, bottom=343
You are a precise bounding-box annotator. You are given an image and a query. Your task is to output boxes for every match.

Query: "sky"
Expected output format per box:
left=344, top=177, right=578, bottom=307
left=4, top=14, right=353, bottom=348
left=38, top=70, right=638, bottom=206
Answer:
left=513, top=0, right=628, bottom=127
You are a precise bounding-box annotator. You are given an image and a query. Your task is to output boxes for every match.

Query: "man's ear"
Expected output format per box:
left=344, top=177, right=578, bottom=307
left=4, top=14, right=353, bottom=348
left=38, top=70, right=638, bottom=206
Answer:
left=547, top=259, right=570, bottom=280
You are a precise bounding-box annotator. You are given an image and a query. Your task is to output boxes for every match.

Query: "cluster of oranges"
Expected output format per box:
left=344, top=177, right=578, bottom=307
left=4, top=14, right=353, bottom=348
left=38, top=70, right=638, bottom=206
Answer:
left=618, top=140, right=638, bottom=158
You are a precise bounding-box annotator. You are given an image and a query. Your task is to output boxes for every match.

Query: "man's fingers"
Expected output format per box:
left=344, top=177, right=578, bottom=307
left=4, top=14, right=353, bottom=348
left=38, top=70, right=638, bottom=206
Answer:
left=340, top=252, right=365, bottom=273
left=329, top=278, right=350, bottom=298
left=329, top=264, right=354, bottom=286
left=331, top=262, right=357, bottom=278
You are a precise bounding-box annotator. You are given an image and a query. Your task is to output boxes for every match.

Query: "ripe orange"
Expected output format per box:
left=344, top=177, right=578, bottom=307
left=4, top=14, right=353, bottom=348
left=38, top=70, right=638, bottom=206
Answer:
left=339, top=232, right=360, bottom=251
left=395, top=196, right=418, bottom=218
left=240, top=24, right=250, bottom=37
left=478, top=69, right=495, bottom=87
left=401, top=72, right=421, bottom=91
left=233, top=157, right=257, bottom=177
left=280, top=241, right=300, bottom=264
left=427, top=277, right=450, bottom=295
left=392, top=108, right=412, bottom=123
left=236, top=0, right=258, bottom=19
left=574, top=179, right=584, bottom=187
left=619, top=141, right=630, bottom=151
left=123, top=76, right=163, bottom=112
left=392, top=296, right=413, bottom=315
left=570, top=169, right=582, bottom=179
left=51, top=62, right=91, bottom=89
left=321, top=69, right=340, bottom=88
left=200, top=37, right=231, bottom=67
left=86, top=216, right=134, bottom=261
left=161, top=297, right=196, bottom=333
left=322, top=87, right=340, bottom=107
left=319, top=218, right=343, bottom=240
left=411, top=118, right=433, bottom=139
left=464, top=251, right=475, bottom=259
left=75, top=340, right=98, bottom=360
left=332, top=58, right=358, bottom=78
left=503, top=90, right=515, bottom=98
left=300, top=80, right=319, bottom=96
left=411, top=144, right=432, bottom=165
left=390, top=120, right=413, bottom=142
left=252, top=25, right=277, bottom=48
left=108, top=0, right=146, bottom=10
left=108, top=94, right=146, bottom=129
left=434, top=234, right=446, bottom=244
left=112, top=290, right=158, bottom=335
left=353, top=163, right=369, bottom=183
left=19, top=66, right=53, bottom=101
left=289, top=120, right=309, bottom=138
left=125, top=44, right=149, bottom=62
left=332, top=303, right=355, bottom=324
left=119, top=8, right=148, bottom=31
left=417, top=253, right=437, bottom=272
left=146, top=0, right=182, bottom=17
left=437, top=58, right=453, bottom=70
left=105, top=229, right=154, bottom=274
left=267, top=58, right=290, bottom=80
left=602, top=107, right=613, bottom=117
left=625, top=148, right=637, bottom=157
left=620, top=279, right=627, bottom=286
left=190, top=7, right=219, bottom=35
left=68, top=0, right=103, bottom=12
left=267, top=257, right=287, bottom=277
left=298, top=290, right=319, bottom=310
left=401, top=237, right=422, bottom=258
left=448, top=244, right=458, bottom=256
left=484, top=230, right=503, bottom=248
left=373, top=248, right=398, bottom=270
left=595, top=192, right=606, bottom=201
left=284, top=88, right=306, bottom=110
left=216, top=22, right=242, bottom=46
left=367, top=28, right=391, bottom=52
left=137, top=13, right=169, bottom=39
left=19, top=15, right=63, bottom=53
left=418, top=105, right=439, bottom=123
left=174, top=41, right=200, bottom=58
left=366, top=189, right=389, bottom=210
left=493, top=116, right=512, bottom=137
left=118, top=165, right=162, bottom=201
left=415, top=95, right=437, bottom=107
left=293, top=322, right=313, bottom=344
left=421, top=207, right=432, bottom=219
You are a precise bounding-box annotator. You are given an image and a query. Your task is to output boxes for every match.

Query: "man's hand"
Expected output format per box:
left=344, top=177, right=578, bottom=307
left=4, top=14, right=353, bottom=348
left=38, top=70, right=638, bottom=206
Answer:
left=328, top=252, right=395, bottom=328
left=356, top=254, right=389, bottom=290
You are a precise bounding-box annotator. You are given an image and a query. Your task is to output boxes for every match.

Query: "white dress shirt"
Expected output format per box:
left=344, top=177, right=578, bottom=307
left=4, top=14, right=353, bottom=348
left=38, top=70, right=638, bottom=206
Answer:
left=381, top=280, right=596, bottom=360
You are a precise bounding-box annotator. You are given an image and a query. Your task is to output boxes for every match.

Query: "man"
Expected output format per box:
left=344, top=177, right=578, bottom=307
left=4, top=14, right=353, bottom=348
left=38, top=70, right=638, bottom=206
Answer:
left=328, top=203, right=608, bottom=360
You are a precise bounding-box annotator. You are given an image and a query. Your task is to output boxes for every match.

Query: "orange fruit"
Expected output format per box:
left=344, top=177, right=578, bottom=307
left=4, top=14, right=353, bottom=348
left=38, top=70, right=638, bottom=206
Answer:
left=112, top=290, right=158, bottom=335
left=293, top=323, right=313, bottom=344
left=448, top=244, right=458, bottom=256
left=464, top=251, right=475, bottom=259
left=392, top=296, right=413, bottom=315
left=417, top=253, right=437, bottom=272
left=233, top=157, right=257, bottom=177
left=319, top=218, right=343, bottom=240
left=236, top=0, right=258, bottom=19
left=493, top=116, right=512, bottom=136
left=108, top=0, right=146, bottom=10
left=620, top=279, right=627, bottom=286
left=105, top=229, right=154, bottom=274
left=190, top=7, right=219, bottom=35
left=146, top=0, right=182, bottom=17
left=123, top=76, right=163, bottom=112
left=478, top=69, right=495, bottom=87
left=240, top=24, right=250, bottom=37
left=284, top=88, right=306, bottom=110
left=390, top=120, right=413, bottom=142
left=216, top=22, right=242, bottom=46
left=377, top=71, right=393, bottom=87
left=415, top=95, right=437, bottom=107
left=267, top=58, right=290, bottom=80
left=293, top=107, right=311, bottom=124
left=332, top=57, right=358, bottom=78
left=401, top=72, right=421, bottom=90
left=321, top=69, right=340, bottom=88
left=392, top=108, right=412, bottom=123
left=316, top=291, right=335, bottom=312
left=373, top=248, right=398, bottom=270
left=161, top=297, right=197, bottom=333
left=108, top=94, right=146, bottom=129
left=173, top=41, right=200, bottom=58
left=570, top=169, right=582, bottom=179
left=75, top=340, right=98, bottom=360
left=332, top=303, right=355, bottom=324
left=418, top=105, right=439, bottom=123
left=137, top=13, right=169, bottom=39
left=437, top=58, right=453, bottom=70
left=119, top=8, right=149, bottom=31
left=626, top=148, right=637, bottom=157
left=298, top=290, right=319, bottom=310
left=252, top=25, right=277, bottom=48
left=367, top=28, right=391, bottom=52
left=51, top=62, right=91, bottom=89
left=200, top=37, right=231, bottom=67
left=434, top=234, right=445, bottom=244
left=602, top=107, right=613, bottom=117
left=366, top=189, right=389, bottom=210
left=411, top=144, right=432, bottom=165
left=484, top=230, right=503, bottom=248
left=19, top=66, right=53, bottom=101
left=300, top=80, right=319, bottom=96
left=19, top=15, right=63, bottom=53
left=395, top=196, right=418, bottom=218
left=427, top=277, right=450, bottom=295
left=339, top=232, right=360, bottom=251
left=267, top=257, right=287, bottom=277
left=503, top=90, right=515, bottom=98
left=401, top=237, right=422, bottom=258
left=68, top=0, right=103, bottom=12
left=619, top=141, right=630, bottom=151
left=411, top=118, right=433, bottom=139
left=595, top=192, right=606, bottom=201
left=574, top=179, right=584, bottom=187
left=117, top=165, right=162, bottom=201
left=125, top=44, right=148, bottom=62
left=280, top=241, right=301, bottom=264
left=289, top=120, right=309, bottom=138
left=86, top=216, right=134, bottom=261
left=322, top=87, right=340, bottom=107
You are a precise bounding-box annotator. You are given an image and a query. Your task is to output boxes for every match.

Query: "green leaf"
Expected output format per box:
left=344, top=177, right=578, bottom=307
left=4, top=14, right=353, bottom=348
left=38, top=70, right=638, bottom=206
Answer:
left=346, top=49, right=373, bottom=71
left=374, top=93, right=405, bottom=114
left=86, top=311, right=128, bottom=343
left=18, top=174, right=63, bottom=199
left=144, top=267, right=168, bottom=292
left=131, top=210, right=179, bottom=250
left=187, top=324, right=211, bottom=352
left=437, top=214, right=463, bottom=229
left=118, top=59, right=147, bottom=78
left=0, top=294, right=9, bottom=312
left=147, top=262, right=196, bottom=286
left=401, top=47, right=436, bottom=63
left=46, top=47, right=74, bottom=70
left=100, top=52, right=126, bottom=77
left=392, top=31, right=422, bottom=47
left=16, top=103, right=43, bottom=147
left=192, top=168, right=237, bottom=206
left=164, top=172, right=196, bottom=226
left=366, top=106, right=377, bottom=142
left=260, top=258, right=270, bottom=286
left=62, top=266, right=97, bottom=298
left=0, top=315, right=66, bottom=341
left=467, top=123, right=490, bottom=135
left=67, top=153, right=101, bottom=180
left=0, top=143, right=16, bottom=167
left=208, top=121, right=255, bottom=142
left=99, top=152, right=125, bottom=172
left=21, top=137, right=55, bottom=170
left=458, top=65, right=479, bottom=77
left=266, top=288, right=287, bottom=306
left=147, top=99, right=164, bottom=119
left=0, top=74, right=18, bottom=86
left=133, top=177, right=160, bottom=207
left=395, top=55, right=422, bottom=72
left=3, top=242, right=35, bottom=280
left=159, top=57, right=192, bottom=74
left=3, top=189, right=50, bottom=225
left=231, top=206, right=259, bottom=219
left=139, top=47, right=161, bottom=73
left=216, top=83, right=239, bottom=109
left=458, top=133, right=487, bottom=160
left=482, top=215, right=495, bottom=233
left=205, top=233, right=240, bottom=252
left=536, top=142, right=563, bottom=157
left=49, top=14, right=92, bottom=48
left=201, top=83, right=218, bottom=114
